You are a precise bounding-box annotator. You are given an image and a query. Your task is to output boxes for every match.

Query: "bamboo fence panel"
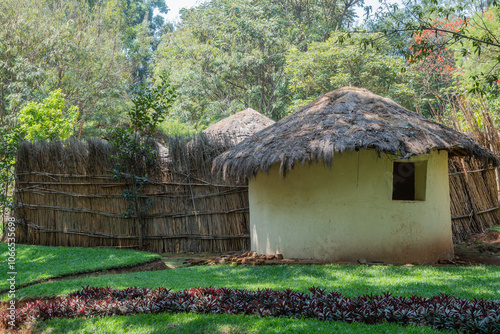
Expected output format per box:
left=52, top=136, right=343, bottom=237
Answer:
left=449, top=157, right=499, bottom=242
left=445, top=97, right=500, bottom=242
left=13, top=137, right=250, bottom=253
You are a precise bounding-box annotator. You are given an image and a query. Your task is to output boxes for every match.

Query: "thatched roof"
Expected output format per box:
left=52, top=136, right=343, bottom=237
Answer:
left=160, top=109, right=272, bottom=164
left=214, top=87, right=498, bottom=180
left=202, top=108, right=275, bottom=144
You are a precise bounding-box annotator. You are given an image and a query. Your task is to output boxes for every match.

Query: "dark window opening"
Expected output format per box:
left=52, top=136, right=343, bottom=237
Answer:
left=392, top=162, right=415, bottom=200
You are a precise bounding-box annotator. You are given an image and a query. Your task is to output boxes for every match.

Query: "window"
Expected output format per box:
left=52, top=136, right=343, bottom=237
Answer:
left=392, top=161, right=427, bottom=201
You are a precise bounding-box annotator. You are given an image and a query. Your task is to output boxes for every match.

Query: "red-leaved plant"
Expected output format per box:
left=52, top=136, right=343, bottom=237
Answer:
left=2, top=286, right=499, bottom=333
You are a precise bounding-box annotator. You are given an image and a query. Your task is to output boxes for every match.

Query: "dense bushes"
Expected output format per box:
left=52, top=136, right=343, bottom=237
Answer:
left=3, top=286, right=499, bottom=333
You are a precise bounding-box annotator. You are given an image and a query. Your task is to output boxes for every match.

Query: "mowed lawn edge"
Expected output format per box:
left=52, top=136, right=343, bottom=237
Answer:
left=0, top=243, right=161, bottom=291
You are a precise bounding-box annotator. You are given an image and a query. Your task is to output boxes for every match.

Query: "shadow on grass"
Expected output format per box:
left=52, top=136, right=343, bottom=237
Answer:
left=34, top=312, right=450, bottom=334
left=8, top=264, right=500, bottom=302
left=0, top=243, right=159, bottom=291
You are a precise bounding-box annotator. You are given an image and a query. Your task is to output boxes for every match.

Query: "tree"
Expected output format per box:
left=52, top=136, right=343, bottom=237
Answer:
left=104, top=0, right=172, bottom=82
left=154, top=0, right=365, bottom=126
left=0, top=0, right=138, bottom=226
left=0, top=0, right=132, bottom=138
left=402, top=16, right=462, bottom=115
left=285, top=32, right=418, bottom=112
left=0, top=89, right=78, bottom=225
left=272, top=0, right=365, bottom=44
left=107, top=76, right=176, bottom=249
left=17, top=90, right=78, bottom=142
left=453, top=5, right=500, bottom=92
left=369, top=0, right=500, bottom=93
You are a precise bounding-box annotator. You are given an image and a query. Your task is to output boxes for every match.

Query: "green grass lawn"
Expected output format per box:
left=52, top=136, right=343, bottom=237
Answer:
left=35, top=312, right=453, bottom=334
left=0, top=243, right=160, bottom=290
left=2, top=245, right=498, bottom=333
left=8, top=264, right=499, bottom=301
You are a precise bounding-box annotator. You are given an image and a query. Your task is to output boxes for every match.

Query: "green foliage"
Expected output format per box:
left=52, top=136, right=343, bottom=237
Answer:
left=369, top=0, right=500, bottom=95
left=1, top=89, right=77, bottom=220
left=106, top=76, right=176, bottom=248
left=18, top=90, right=78, bottom=141
left=104, top=0, right=171, bottom=82
left=0, top=0, right=169, bottom=139
left=155, top=0, right=288, bottom=123
left=0, top=243, right=160, bottom=290
left=128, top=75, right=177, bottom=134
left=158, top=119, right=200, bottom=137
left=107, top=75, right=176, bottom=181
left=285, top=32, right=418, bottom=113
left=154, top=0, right=365, bottom=125
left=0, top=124, right=19, bottom=220
left=452, top=5, right=500, bottom=94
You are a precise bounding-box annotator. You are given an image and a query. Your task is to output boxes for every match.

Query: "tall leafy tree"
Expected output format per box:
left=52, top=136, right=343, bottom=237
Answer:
left=154, top=0, right=364, bottom=126
left=453, top=5, right=500, bottom=92
left=107, top=76, right=176, bottom=249
left=0, top=0, right=132, bottom=138
left=0, top=0, right=133, bottom=221
left=272, top=0, right=365, bottom=44
left=104, top=0, right=171, bottom=82
left=285, top=32, right=418, bottom=113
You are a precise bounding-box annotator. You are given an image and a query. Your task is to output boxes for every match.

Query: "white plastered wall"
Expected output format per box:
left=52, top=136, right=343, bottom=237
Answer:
left=248, top=150, right=454, bottom=264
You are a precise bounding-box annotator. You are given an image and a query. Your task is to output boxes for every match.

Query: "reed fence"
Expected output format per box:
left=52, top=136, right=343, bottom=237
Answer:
left=449, top=158, right=499, bottom=242
left=10, top=135, right=500, bottom=249
left=13, top=136, right=250, bottom=253
left=442, top=95, right=500, bottom=242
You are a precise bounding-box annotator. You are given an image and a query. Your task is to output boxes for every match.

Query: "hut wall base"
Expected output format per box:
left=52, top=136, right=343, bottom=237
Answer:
left=249, top=150, right=454, bottom=264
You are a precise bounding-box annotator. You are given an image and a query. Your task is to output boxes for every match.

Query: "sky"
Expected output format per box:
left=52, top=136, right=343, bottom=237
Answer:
left=163, top=0, right=207, bottom=23
left=162, top=0, right=403, bottom=24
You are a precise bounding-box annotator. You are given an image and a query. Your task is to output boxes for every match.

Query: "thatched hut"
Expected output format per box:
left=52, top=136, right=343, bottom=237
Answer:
left=214, top=87, right=498, bottom=264
left=202, top=108, right=275, bottom=144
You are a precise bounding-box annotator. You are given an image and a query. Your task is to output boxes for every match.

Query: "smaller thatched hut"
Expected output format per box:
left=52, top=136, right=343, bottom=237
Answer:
left=202, top=108, right=275, bottom=144
left=162, top=108, right=273, bottom=163
left=214, top=87, right=498, bottom=264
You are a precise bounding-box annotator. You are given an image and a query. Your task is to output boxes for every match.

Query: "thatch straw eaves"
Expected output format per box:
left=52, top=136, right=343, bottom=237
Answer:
left=202, top=108, right=275, bottom=145
left=214, top=87, right=499, bottom=180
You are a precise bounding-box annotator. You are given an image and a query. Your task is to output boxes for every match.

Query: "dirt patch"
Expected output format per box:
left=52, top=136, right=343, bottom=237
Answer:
left=451, top=229, right=500, bottom=266
left=453, top=247, right=500, bottom=266
left=184, top=251, right=334, bottom=266
left=466, top=229, right=500, bottom=254
left=470, top=229, right=500, bottom=244
left=183, top=233, right=500, bottom=267
left=45, top=258, right=169, bottom=281
left=160, top=252, right=219, bottom=269
left=183, top=250, right=500, bottom=267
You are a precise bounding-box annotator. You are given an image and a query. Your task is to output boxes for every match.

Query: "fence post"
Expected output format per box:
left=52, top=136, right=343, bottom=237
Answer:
left=460, top=159, right=479, bottom=230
